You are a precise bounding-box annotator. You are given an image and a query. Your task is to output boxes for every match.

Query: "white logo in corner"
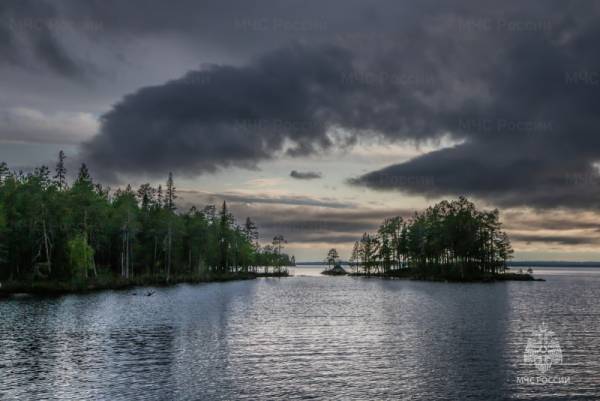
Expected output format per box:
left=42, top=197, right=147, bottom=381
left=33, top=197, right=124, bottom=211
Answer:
left=524, top=322, right=562, bottom=373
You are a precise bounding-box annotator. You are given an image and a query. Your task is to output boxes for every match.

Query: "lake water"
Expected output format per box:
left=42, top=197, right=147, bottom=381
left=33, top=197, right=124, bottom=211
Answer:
left=1, top=266, right=599, bottom=400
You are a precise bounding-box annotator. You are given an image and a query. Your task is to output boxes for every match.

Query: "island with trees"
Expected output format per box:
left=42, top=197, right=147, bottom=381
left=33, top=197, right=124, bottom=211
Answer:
left=321, top=248, right=347, bottom=275
left=331, top=197, right=539, bottom=282
left=0, top=152, right=294, bottom=296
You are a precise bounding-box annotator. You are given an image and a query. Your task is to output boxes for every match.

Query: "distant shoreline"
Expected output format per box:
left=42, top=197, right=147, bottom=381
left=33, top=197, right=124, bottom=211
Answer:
left=506, top=261, right=600, bottom=268
left=299, top=261, right=600, bottom=268
left=347, top=271, right=543, bottom=282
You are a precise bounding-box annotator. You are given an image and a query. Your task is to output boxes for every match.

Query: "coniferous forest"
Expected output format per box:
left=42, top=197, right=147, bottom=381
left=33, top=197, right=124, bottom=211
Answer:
left=0, top=152, right=293, bottom=293
left=346, top=197, right=517, bottom=280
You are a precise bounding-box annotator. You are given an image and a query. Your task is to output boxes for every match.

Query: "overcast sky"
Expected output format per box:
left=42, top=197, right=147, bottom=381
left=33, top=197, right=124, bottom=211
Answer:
left=2, top=0, right=600, bottom=261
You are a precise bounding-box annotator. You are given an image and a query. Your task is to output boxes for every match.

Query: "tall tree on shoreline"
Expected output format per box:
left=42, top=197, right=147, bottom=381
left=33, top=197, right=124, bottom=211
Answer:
left=165, top=173, right=177, bottom=280
left=165, top=172, right=177, bottom=212
left=326, top=248, right=340, bottom=269
left=0, top=201, right=7, bottom=266
left=358, top=233, right=378, bottom=275
left=349, top=241, right=360, bottom=273
left=272, top=235, right=287, bottom=274
left=243, top=217, right=258, bottom=244
left=53, top=150, right=67, bottom=190
left=218, top=201, right=232, bottom=271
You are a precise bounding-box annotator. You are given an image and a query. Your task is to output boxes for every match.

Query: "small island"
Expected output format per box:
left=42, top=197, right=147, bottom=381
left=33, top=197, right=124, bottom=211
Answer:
left=327, top=197, right=540, bottom=282
left=322, top=264, right=348, bottom=276
left=321, top=249, right=348, bottom=275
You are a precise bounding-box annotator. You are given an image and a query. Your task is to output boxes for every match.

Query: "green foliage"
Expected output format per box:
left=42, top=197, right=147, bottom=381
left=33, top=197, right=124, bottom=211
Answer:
left=53, top=150, right=67, bottom=190
left=67, top=234, right=95, bottom=280
left=0, top=153, right=294, bottom=283
left=352, top=197, right=514, bottom=277
left=0, top=202, right=5, bottom=230
left=0, top=201, right=6, bottom=265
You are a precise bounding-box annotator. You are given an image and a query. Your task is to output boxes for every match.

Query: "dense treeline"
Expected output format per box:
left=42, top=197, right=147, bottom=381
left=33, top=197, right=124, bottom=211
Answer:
left=0, top=152, right=294, bottom=286
left=348, top=197, right=514, bottom=279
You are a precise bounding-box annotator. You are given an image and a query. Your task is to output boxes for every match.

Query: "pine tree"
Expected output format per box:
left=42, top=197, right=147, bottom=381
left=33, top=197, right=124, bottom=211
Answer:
left=218, top=201, right=232, bottom=271
left=163, top=173, right=177, bottom=280
left=272, top=235, right=287, bottom=273
left=156, top=185, right=163, bottom=208
left=0, top=162, right=8, bottom=183
left=350, top=241, right=360, bottom=273
left=165, top=172, right=177, bottom=212
left=137, top=184, right=155, bottom=211
left=326, top=248, right=339, bottom=269
left=76, top=163, right=92, bottom=186
left=243, top=217, right=258, bottom=243
left=53, top=150, right=68, bottom=190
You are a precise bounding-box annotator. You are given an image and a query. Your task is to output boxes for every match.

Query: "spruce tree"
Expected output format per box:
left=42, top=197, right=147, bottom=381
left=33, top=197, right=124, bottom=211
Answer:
left=53, top=150, right=67, bottom=190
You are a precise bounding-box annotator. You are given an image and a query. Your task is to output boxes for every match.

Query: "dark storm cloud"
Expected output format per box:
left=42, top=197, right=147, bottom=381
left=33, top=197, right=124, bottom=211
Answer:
left=290, top=170, right=322, bottom=180
left=349, top=4, right=600, bottom=210
left=32, top=31, right=82, bottom=78
left=0, top=0, right=91, bottom=79
left=80, top=26, right=458, bottom=180
left=79, top=0, right=600, bottom=210
left=0, top=0, right=385, bottom=80
left=81, top=43, right=360, bottom=180
left=6, top=0, right=600, bottom=210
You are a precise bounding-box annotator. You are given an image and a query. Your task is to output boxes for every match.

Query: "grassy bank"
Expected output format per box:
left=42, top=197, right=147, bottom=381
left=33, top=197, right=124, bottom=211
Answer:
left=0, top=270, right=290, bottom=297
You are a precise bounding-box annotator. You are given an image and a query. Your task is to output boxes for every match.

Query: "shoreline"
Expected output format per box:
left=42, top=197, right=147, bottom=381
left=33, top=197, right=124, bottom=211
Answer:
left=346, top=271, right=544, bottom=282
left=0, top=271, right=290, bottom=298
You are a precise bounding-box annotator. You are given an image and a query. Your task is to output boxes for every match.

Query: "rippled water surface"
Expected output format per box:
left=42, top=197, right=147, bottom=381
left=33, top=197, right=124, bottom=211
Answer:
left=1, top=267, right=600, bottom=400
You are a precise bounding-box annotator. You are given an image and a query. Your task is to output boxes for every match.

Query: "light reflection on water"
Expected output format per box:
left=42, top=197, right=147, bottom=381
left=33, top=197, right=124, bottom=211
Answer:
left=1, top=267, right=599, bottom=400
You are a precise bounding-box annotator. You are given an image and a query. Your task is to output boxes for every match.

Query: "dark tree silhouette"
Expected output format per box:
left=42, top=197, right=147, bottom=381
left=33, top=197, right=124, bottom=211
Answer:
left=0, top=154, right=294, bottom=289
left=326, top=248, right=339, bottom=269
left=53, top=150, right=67, bottom=190
left=351, top=197, right=514, bottom=279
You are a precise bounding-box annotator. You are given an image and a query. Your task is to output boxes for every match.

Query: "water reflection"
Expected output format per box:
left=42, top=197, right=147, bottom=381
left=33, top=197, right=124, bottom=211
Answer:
left=1, top=270, right=599, bottom=400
